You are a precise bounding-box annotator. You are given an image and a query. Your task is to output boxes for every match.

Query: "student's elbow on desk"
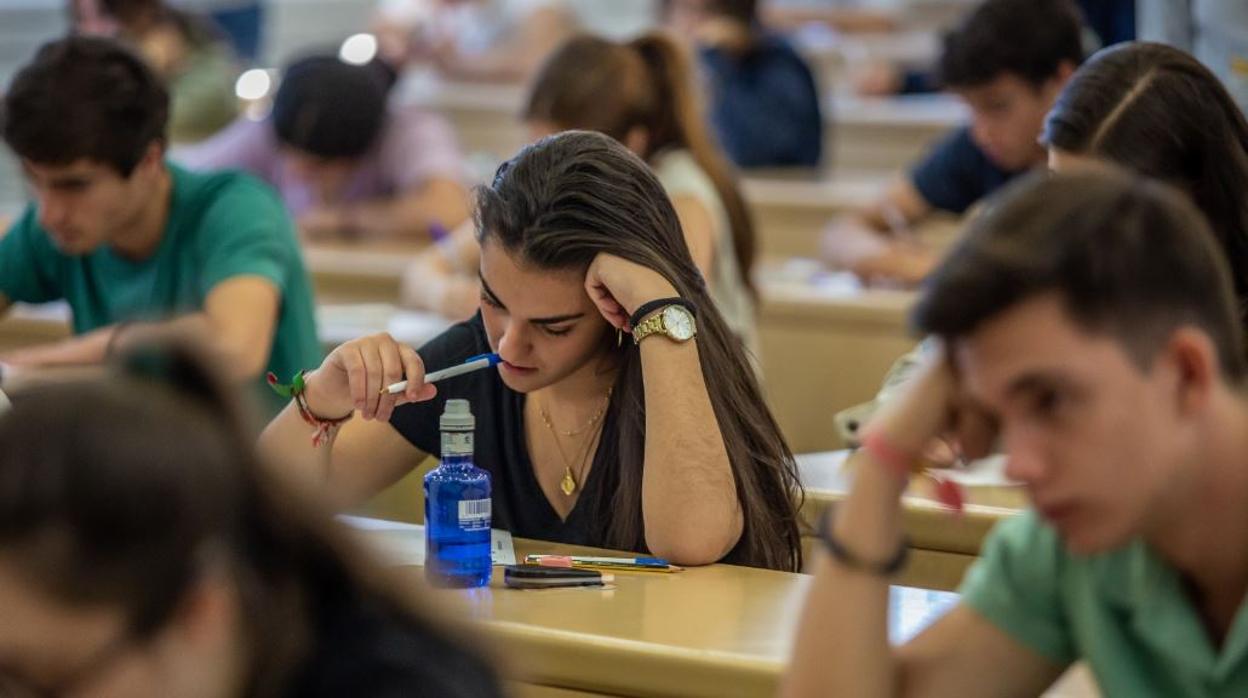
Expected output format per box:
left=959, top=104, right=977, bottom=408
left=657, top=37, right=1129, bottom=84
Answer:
left=645, top=514, right=742, bottom=566
left=646, top=535, right=731, bottom=567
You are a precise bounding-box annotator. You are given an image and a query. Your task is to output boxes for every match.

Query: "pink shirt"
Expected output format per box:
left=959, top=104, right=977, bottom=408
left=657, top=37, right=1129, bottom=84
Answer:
left=176, top=104, right=466, bottom=216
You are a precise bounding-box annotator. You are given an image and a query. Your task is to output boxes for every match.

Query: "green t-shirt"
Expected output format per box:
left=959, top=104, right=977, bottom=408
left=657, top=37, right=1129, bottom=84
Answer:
left=0, top=164, right=321, bottom=414
left=961, top=510, right=1248, bottom=695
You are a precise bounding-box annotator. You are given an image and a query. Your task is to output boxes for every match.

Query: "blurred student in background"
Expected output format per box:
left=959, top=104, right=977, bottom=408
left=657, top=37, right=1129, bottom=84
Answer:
left=0, top=37, right=320, bottom=415
left=402, top=32, right=761, bottom=357
left=373, top=0, right=579, bottom=83
left=820, top=0, right=1083, bottom=287
left=71, top=0, right=240, bottom=143
left=175, top=0, right=265, bottom=62
left=178, top=53, right=470, bottom=241
left=662, top=0, right=823, bottom=169
left=0, top=341, right=504, bottom=698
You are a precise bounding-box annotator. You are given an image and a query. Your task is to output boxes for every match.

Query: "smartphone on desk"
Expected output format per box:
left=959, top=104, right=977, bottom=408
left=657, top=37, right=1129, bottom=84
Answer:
left=503, top=565, right=612, bottom=589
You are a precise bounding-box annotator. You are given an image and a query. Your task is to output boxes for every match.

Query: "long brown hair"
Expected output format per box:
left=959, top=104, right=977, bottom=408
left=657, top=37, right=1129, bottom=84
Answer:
left=475, top=130, right=802, bottom=571
left=1044, top=42, right=1248, bottom=322
left=0, top=342, right=497, bottom=696
left=524, top=32, right=759, bottom=297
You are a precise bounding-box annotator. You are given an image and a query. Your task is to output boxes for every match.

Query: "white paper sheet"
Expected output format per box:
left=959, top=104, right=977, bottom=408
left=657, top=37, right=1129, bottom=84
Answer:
left=934, top=454, right=1020, bottom=488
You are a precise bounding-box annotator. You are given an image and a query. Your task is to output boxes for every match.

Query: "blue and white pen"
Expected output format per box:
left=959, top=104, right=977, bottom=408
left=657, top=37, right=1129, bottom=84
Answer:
left=382, top=353, right=501, bottom=395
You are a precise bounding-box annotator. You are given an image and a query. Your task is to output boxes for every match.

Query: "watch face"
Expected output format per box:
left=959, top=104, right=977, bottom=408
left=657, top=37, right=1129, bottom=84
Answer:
left=662, top=305, right=696, bottom=341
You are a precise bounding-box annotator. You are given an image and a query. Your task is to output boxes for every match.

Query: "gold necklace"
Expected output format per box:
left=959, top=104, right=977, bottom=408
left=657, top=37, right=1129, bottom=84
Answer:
left=539, top=388, right=612, bottom=495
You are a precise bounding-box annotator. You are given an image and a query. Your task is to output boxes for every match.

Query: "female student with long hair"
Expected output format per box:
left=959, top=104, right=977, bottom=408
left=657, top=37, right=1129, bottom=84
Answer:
left=1044, top=40, right=1248, bottom=320
left=0, top=343, right=502, bottom=697
left=402, top=32, right=761, bottom=357
left=264, top=130, right=803, bottom=571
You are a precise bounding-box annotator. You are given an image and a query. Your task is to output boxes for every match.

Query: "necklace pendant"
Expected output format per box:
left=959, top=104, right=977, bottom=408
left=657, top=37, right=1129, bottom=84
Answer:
left=560, top=469, right=577, bottom=496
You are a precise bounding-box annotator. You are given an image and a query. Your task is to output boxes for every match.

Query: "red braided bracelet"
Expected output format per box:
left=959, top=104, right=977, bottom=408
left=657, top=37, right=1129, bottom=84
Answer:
left=860, top=427, right=917, bottom=481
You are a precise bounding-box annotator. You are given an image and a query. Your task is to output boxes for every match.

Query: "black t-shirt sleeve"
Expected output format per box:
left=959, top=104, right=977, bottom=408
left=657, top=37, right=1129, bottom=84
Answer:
left=909, top=126, right=1001, bottom=215
left=387, top=316, right=492, bottom=456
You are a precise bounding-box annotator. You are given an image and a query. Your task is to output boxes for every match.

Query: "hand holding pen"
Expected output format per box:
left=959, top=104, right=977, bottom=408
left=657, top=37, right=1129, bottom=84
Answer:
left=301, top=330, right=500, bottom=423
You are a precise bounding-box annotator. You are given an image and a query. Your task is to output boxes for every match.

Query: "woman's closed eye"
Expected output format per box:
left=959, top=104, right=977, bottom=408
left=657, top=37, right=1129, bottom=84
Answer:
left=541, top=324, right=573, bottom=337
left=480, top=291, right=504, bottom=310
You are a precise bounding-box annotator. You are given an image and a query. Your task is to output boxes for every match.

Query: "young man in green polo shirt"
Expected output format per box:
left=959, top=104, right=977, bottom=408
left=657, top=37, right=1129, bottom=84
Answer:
left=0, top=36, right=320, bottom=413
left=785, top=170, right=1248, bottom=695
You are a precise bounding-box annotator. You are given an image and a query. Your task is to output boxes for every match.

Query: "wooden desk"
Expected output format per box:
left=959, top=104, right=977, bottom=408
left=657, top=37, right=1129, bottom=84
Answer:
left=351, top=522, right=1096, bottom=698
left=742, top=173, right=883, bottom=258
left=0, top=303, right=71, bottom=353
left=757, top=279, right=917, bottom=453
left=798, top=450, right=1028, bottom=590
left=359, top=525, right=960, bottom=697
left=304, top=242, right=423, bottom=303
left=744, top=171, right=966, bottom=258
left=828, top=93, right=965, bottom=172
left=396, top=78, right=965, bottom=174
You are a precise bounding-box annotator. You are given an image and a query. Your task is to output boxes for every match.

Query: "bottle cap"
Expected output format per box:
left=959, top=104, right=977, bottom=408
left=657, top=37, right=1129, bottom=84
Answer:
left=440, top=399, right=474, bottom=431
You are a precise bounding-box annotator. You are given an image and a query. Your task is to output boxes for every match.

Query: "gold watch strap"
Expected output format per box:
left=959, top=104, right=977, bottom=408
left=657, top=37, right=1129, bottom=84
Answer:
left=631, top=312, right=667, bottom=344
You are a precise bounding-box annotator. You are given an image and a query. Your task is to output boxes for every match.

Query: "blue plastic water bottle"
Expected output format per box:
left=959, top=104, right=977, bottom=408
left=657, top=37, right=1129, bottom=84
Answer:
left=425, top=399, right=492, bottom=588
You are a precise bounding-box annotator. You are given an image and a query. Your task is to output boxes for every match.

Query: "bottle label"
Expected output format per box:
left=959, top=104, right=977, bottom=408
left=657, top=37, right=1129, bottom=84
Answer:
left=458, top=498, right=491, bottom=531
left=441, top=431, right=473, bottom=457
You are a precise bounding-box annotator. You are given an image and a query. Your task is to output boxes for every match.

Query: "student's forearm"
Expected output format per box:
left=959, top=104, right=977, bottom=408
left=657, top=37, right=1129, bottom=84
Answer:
left=784, top=455, right=906, bottom=698
left=258, top=368, right=423, bottom=510
left=259, top=398, right=337, bottom=494
left=347, top=183, right=471, bottom=240
left=639, top=337, right=742, bottom=564
left=0, top=325, right=115, bottom=367
left=151, top=312, right=272, bottom=381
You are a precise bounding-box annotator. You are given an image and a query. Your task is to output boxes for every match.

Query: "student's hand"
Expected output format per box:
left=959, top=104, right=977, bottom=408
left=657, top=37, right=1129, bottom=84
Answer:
left=820, top=216, right=892, bottom=270
left=866, top=347, right=996, bottom=466
left=303, top=334, right=437, bottom=423
left=298, top=207, right=351, bottom=241
left=583, top=253, right=679, bottom=330
left=851, top=242, right=939, bottom=288
left=851, top=61, right=904, bottom=97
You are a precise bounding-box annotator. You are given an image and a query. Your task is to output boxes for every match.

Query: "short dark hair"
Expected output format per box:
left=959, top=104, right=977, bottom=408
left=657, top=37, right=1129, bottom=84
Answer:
left=708, top=0, right=758, bottom=25
left=938, top=0, right=1085, bottom=89
left=98, top=0, right=163, bottom=25
left=272, top=54, right=397, bottom=160
left=914, top=170, right=1247, bottom=382
left=1, top=36, right=169, bottom=176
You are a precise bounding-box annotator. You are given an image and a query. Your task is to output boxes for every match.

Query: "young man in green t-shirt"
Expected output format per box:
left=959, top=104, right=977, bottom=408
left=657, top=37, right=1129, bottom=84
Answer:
left=0, top=36, right=320, bottom=413
left=786, top=170, right=1248, bottom=695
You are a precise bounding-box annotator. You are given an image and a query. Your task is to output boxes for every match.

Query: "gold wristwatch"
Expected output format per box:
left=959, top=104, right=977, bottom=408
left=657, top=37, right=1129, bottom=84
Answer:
left=631, top=304, right=697, bottom=344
